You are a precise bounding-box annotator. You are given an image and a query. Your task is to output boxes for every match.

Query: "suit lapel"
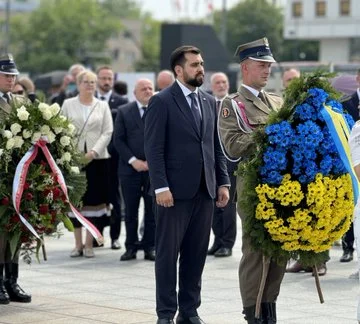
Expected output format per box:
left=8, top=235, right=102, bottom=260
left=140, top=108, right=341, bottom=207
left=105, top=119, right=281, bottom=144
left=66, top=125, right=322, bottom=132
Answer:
left=130, top=102, right=143, bottom=128
left=171, top=83, right=201, bottom=138
left=240, top=86, right=271, bottom=114
left=198, top=90, right=210, bottom=138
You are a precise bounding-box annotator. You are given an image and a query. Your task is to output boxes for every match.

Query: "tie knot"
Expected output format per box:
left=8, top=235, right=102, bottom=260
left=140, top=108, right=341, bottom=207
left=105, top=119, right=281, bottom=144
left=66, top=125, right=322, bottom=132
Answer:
left=100, top=96, right=106, bottom=101
left=258, top=91, right=266, bottom=103
left=3, top=93, right=9, bottom=103
left=189, top=92, right=197, bottom=99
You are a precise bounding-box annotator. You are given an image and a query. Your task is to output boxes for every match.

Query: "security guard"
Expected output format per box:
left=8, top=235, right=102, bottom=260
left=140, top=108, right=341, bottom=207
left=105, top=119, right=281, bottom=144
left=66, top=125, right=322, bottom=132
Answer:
left=0, top=54, right=31, bottom=304
left=218, top=38, right=284, bottom=324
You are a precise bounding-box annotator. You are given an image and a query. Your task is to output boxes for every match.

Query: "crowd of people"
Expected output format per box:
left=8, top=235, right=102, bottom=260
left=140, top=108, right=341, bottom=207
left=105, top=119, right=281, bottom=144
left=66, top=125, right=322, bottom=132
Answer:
left=0, top=40, right=359, bottom=324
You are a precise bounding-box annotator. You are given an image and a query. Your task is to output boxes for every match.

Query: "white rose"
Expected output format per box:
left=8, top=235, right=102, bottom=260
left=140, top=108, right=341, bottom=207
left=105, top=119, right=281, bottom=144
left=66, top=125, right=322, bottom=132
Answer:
left=38, top=102, right=50, bottom=112
left=67, top=123, right=75, bottom=135
left=22, top=129, right=32, bottom=139
left=56, top=158, right=64, bottom=165
left=42, top=110, right=52, bottom=120
left=10, top=123, right=22, bottom=135
left=60, top=135, right=71, bottom=147
left=40, top=125, right=51, bottom=135
left=13, top=136, right=24, bottom=148
left=62, top=152, right=71, bottom=162
left=2, top=130, right=13, bottom=139
left=53, top=127, right=63, bottom=134
left=32, top=132, right=42, bottom=143
left=70, top=166, right=80, bottom=174
left=49, top=103, right=60, bottom=116
left=47, top=131, right=56, bottom=143
left=59, top=115, right=67, bottom=122
left=6, top=138, right=15, bottom=150
left=17, top=106, right=30, bottom=121
left=0, top=149, right=3, bottom=156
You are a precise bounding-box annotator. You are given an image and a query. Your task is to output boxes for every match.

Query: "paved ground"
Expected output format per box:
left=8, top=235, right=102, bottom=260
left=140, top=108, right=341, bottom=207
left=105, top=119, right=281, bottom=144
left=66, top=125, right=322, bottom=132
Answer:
left=0, top=220, right=359, bottom=324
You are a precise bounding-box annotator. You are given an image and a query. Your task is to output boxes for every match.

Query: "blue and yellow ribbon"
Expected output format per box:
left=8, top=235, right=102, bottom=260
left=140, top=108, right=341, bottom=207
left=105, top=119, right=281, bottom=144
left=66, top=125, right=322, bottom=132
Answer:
left=320, top=105, right=359, bottom=203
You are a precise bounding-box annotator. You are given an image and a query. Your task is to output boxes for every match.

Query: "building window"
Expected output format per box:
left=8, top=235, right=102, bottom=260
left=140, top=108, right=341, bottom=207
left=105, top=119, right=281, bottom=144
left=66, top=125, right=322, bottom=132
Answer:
left=315, top=1, right=326, bottom=17
left=340, top=0, right=350, bottom=16
left=292, top=1, right=302, bottom=17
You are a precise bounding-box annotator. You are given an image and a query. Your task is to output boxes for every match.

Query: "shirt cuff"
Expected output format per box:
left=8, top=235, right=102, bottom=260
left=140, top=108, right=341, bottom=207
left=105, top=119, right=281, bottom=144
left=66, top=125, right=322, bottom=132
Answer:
left=155, top=187, right=170, bottom=194
left=128, top=156, right=137, bottom=164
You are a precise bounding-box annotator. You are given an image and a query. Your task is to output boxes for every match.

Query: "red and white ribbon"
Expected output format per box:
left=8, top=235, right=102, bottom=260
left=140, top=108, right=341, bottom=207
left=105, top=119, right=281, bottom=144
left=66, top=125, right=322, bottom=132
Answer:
left=12, top=138, right=104, bottom=244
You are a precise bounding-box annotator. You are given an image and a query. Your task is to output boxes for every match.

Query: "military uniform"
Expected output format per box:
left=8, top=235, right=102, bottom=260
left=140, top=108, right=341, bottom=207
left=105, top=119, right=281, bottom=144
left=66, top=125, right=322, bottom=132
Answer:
left=218, top=38, right=285, bottom=324
left=0, top=54, right=31, bottom=305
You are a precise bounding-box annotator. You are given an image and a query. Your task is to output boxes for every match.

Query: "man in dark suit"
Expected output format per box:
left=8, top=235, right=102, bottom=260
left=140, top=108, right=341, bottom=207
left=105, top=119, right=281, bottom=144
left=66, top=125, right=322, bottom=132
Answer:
left=339, top=68, right=360, bottom=263
left=114, top=78, right=156, bottom=261
left=0, top=53, right=31, bottom=304
left=96, top=66, right=128, bottom=250
left=207, top=72, right=237, bottom=258
left=144, top=46, right=230, bottom=324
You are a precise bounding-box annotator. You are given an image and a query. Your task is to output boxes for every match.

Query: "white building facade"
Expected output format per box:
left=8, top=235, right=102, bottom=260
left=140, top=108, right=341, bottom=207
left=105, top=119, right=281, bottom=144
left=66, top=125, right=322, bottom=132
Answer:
left=284, top=0, right=360, bottom=62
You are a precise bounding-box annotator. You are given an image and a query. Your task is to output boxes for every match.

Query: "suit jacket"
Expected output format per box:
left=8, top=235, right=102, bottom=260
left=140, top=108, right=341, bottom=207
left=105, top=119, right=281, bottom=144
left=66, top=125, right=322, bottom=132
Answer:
left=219, top=85, right=283, bottom=159
left=342, top=91, right=359, bottom=122
left=61, top=96, right=113, bottom=159
left=114, top=101, right=145, bottom=176
left=96, top=91, right=128, bottom=109
left=144, top=81, right=229, bottom=200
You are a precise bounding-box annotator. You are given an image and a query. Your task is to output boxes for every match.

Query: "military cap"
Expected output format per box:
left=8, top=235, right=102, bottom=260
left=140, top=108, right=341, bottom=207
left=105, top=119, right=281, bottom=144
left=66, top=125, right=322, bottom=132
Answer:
left=234, top=37, right=276, bottom=63
left=0, top=53, right=19, bottom=75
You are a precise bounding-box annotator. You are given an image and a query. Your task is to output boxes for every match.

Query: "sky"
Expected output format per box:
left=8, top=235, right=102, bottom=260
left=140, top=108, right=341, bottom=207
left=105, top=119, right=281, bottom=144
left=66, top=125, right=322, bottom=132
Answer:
left=138, top=0, right=242, bottom=21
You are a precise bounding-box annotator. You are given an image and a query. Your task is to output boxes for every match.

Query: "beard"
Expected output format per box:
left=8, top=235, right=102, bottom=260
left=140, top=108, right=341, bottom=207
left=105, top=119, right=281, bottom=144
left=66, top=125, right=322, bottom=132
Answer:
left=184, top=71, right=204, bottom=88
left=100, top=84, right=111, bottom=92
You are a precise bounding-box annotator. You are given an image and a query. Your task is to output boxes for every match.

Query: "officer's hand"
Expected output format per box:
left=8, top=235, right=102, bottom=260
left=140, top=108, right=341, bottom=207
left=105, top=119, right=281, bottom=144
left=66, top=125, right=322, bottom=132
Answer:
left=156, top=190, right=174, bottom=208
left=216, top=186, right=229, bottom=208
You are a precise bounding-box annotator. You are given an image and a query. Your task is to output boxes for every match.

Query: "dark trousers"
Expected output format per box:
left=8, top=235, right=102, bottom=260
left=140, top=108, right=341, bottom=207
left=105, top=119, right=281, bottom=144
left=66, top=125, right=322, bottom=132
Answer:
left=155, top=188, right=214, bottom=319
left=121, top=172, right=155, bottom=251
left=109, top=156, right=122, bottom=242
left=342, top=222, right=354, bottom=253
left=212, top=165, right=237, bottom=249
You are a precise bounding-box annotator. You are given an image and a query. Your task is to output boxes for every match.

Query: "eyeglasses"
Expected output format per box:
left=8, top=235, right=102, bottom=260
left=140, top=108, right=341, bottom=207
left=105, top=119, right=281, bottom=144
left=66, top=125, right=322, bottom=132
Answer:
left=13, top=90, right=24, bottom=95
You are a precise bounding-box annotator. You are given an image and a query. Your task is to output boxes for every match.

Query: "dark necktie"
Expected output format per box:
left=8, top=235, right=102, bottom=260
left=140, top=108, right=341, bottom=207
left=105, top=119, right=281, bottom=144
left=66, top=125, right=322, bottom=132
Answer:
left=100, top=96, right=106, bottom=101
left=189, top=92, right=201, bottom=133
left=216, top=100, right=221, bottom=113
left=258, top=91, right=267, bottom=105
left=2, top=93, right=10, bottom=104
left=141, top=106, right=146, bottom=119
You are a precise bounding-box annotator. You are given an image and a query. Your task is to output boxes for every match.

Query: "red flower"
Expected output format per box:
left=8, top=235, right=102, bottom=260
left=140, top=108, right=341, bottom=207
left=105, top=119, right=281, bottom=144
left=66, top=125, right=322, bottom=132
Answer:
left=23, top=182, right=30, bottom=190
left=39, top=204, right=49, bottom=215
left=1, top=197, right=9, bottom=205
left=52, top=187, right=62, bottom=200
left=25, top=192, right=33, bottom=200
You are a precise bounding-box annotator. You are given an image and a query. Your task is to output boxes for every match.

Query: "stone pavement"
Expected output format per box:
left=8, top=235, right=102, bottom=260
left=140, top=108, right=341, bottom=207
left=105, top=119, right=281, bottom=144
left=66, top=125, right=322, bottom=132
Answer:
left=0, top=220, right=358, bottom=324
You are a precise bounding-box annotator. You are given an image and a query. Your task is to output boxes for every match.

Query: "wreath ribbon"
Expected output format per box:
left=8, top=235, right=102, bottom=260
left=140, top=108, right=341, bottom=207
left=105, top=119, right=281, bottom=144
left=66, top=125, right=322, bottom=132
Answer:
left=320, top=105, right=359, bottom=203
left=12, top=138, right=104, bottom=244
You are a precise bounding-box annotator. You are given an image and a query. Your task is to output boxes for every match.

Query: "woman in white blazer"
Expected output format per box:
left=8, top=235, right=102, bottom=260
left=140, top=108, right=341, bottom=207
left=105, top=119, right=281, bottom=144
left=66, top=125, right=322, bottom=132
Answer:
left=62, top=70, right=113, bottom=258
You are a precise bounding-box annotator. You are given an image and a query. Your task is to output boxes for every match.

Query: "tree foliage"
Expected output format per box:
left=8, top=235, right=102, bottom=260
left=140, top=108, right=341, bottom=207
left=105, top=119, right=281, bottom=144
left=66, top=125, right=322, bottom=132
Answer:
left=11, top=0, right=120, bottom=74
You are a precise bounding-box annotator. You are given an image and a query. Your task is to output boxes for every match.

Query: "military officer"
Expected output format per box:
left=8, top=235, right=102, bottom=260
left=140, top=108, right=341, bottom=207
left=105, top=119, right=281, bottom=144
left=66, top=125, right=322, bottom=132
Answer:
left=0, top=54, right=31, bottom=304
left=218, top=38, right=284, bottom=324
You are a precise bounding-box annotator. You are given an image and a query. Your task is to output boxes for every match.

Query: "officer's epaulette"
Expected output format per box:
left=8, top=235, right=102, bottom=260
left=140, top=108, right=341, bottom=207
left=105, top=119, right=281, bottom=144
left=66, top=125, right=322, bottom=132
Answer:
left=265, top=91, right=281, bottom=98
left=340, top=94, right=352, bottom=103
left=227, top=93, right=239, bottom=100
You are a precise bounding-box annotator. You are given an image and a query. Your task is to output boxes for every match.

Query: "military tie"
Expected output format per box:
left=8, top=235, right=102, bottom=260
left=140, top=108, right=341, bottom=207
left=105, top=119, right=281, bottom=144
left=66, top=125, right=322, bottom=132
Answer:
left=2, top=93, right=10, bottom=104
left=189, top=92, right=201, bottom=133
left=258, top=91, right=267, bottom=105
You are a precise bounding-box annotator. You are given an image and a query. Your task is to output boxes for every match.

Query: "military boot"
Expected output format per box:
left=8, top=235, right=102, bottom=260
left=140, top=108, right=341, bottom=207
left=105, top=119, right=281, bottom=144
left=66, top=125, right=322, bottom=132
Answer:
left=0, top=264, right=10, bottom=304
left=243, top=305, right=264, bottom=324
left=261, top=302, right=277, bottom=324
left=4, top=263, right=31, bottom=303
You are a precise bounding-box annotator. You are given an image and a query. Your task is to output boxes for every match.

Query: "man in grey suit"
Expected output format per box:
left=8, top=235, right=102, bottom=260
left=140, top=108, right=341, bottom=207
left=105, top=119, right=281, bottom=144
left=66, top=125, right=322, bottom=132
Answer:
left=0, top=54, right=31, bottom=304
left=144, top=45, right=230, bottom=324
